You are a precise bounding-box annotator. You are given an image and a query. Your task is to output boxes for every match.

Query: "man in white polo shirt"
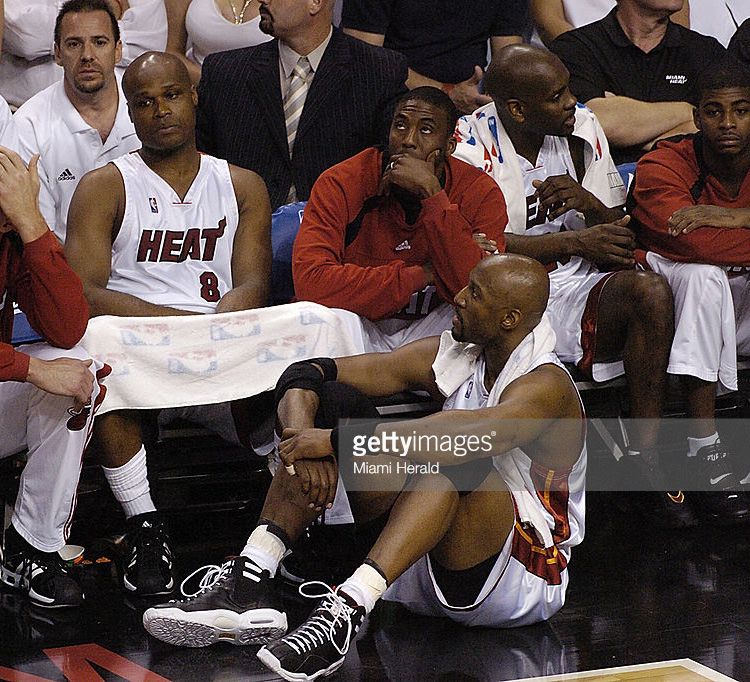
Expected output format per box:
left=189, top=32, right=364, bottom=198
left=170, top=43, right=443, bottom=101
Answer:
left=1, top=0, right=140, bottom=243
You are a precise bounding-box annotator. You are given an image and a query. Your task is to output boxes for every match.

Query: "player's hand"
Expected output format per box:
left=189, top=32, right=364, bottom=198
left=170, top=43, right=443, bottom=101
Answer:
left=573, top=216, right=635, bottom=268
left=25, top=356, right=95, bottom=412
left=668, top=205, right=750, bottom=236
left=379, top=152, right=443, bottom=199
left=448, top=66, right=493, bottom=115
left=473, top=232, right=498, bottom=254
left=279, top=427, right=335, bottom=466
left=0, top=148, right=47, bottom=243
left=290, top=458, right=338, bottom=512
left=532, top=175, right=600, bottom=221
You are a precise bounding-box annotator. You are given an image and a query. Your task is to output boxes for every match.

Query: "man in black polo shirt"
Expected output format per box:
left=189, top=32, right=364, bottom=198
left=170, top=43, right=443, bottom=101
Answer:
left=551, top=0, right=725, bottom=164
left=342, top=0, right=529, bottom=115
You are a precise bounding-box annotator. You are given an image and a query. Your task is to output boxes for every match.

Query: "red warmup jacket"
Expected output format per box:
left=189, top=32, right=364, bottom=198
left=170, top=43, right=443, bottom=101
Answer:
left=632, top=135, right=750, bottom=266
left=293, top=147, right=508, bottom=321
left=0, top=230, right=89, bottom=381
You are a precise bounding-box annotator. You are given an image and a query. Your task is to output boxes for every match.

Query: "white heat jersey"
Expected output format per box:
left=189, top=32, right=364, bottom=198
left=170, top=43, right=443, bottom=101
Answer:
left=519, top=136, right=583, bottom=237
left=107, top=152, right=238, bottom=314
left=443, top=352, right=586, bottom=563
left=384, top=351, right=586, bottom=627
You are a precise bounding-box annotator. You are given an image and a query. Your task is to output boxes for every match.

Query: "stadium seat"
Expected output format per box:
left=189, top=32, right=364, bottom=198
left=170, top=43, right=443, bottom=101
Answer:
left=271, top=201, right=307, bottom=305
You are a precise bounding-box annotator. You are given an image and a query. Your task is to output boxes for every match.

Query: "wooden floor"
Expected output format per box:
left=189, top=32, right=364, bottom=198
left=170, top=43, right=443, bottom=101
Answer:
left=520, top=659, right=737, bottom=681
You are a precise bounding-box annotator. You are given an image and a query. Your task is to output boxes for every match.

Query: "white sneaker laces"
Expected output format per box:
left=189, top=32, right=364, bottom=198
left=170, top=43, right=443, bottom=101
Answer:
left=282, top=581, right=357, bottom=656
left=179, top=560, right=233, bottom=599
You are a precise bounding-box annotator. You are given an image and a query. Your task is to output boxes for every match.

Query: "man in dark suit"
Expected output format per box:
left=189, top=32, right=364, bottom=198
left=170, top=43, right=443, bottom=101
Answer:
left=196, top=0, right=409, bottom=211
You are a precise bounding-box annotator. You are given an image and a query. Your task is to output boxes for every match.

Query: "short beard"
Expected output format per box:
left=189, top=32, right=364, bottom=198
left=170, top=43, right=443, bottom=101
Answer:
left=73, top=77, right=105, bottom=95
left=259, top=13, right=274, bottom=36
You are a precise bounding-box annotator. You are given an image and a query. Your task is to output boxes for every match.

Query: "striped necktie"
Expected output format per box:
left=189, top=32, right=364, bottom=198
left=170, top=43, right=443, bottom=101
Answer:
left=284, top=56, right=312, bottom=155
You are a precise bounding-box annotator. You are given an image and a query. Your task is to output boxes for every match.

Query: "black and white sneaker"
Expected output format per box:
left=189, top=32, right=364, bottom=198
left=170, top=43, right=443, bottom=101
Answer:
left=257, top=582, right=365, bottom=681
left=691, top=440, right=750, bottom=524
left=0, top=527, right=83, bottom=608
left=122, top=512, right=175, bottom=596
left=143, top=556, right=287, bottom=647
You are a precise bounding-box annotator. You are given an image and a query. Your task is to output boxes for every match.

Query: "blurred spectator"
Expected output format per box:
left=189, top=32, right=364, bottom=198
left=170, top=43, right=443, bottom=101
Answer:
left=164, top=0, right=271, bottom=85
left=533, top=1, right=745, bottom=48
left=0, top=0, right=167, bottom=108
left=341, top=0, right=529, bottom=114
left=551, top=0, right=725, bottom=165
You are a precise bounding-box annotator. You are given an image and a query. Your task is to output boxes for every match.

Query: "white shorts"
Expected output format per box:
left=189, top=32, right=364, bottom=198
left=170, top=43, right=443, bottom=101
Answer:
left=332, top=303, right=455, bottom=354
left=545, top=258, right=623, bottom=382
left=382, top=521, right=570, bottom=628
left=645, top=253, right=748, bottom=391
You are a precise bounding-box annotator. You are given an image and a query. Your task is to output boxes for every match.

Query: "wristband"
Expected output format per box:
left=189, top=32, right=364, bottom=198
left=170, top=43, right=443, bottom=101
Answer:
left=330, top=427, right=339, bottom=459
left=441, top=82, right=455, bottom=95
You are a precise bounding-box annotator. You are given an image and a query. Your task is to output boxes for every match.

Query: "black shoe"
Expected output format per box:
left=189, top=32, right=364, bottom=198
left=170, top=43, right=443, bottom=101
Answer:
left=629, top=490, right=698, bottom=529
left=619, top=454, right=697, bottom=529
left=257, top=582, right=365, bottom=681
left=0, top=526, right=83, bottom=608
left=122, top=512, right=175, bottom=596
left=694, top=439, right=743, bottom=490
left=143, top=556, right=287, bottom=647
left=689, top=440, right=750, bottom=524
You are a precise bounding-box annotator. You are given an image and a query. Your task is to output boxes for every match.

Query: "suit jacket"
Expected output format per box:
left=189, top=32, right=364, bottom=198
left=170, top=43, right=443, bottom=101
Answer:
left=197, top=28, right=408, bottom=210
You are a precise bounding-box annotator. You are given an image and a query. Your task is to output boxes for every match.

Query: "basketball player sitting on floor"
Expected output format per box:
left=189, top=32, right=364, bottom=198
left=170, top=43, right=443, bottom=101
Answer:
left=64, top=52, right=272, bottom=597
left=142, top=254, right=586, bottom=682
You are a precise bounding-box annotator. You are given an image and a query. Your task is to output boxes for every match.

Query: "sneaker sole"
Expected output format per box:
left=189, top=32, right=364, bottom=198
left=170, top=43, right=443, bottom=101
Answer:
left=143, top=607, right=287, bottom=647
left=256, top=647, right=344, bottom=681
left=0, top=565, right=83, bottom=608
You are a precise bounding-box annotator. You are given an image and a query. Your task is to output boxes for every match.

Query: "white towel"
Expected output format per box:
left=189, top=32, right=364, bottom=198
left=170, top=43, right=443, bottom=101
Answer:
left=454, top=102, right=625, bottom=234
left=432, top=314, right=559, bottom=548
left=81, top=302, right=359, bottom=415
left=432, top=313, right=556, bottom=402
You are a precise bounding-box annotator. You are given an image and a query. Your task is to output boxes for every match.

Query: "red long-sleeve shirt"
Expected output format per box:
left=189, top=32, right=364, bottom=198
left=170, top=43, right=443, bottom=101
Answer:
left=293, top=147, right=507, bottom=321
left=632, top=136, right=750, bottom=265
left=0, top=230, right=89, bottom=381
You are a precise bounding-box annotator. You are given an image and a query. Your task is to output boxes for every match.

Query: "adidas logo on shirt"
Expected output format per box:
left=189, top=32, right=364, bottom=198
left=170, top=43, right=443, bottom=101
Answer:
left=394, top=240, right=411, bottom=252
left=57, top=168, right=76, bottom=181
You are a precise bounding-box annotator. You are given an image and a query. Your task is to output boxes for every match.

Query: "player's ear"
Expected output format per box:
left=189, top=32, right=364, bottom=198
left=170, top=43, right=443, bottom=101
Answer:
left=693, top=105, right=702, bottom=132
left=506, top=98, right=525, bottom=124
left=445, top=136, right=457, bottom=156
left=501, top=309, right=521, bottom=330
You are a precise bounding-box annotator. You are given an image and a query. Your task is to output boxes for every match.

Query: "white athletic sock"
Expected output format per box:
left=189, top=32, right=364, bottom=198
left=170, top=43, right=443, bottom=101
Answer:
left=338, top=563, right=388, bottom=614
left=240, top=525, right=286, bottom=576
left=687, top=432, right=719, bottom=457
left=101, top=446, right=156, bottom=519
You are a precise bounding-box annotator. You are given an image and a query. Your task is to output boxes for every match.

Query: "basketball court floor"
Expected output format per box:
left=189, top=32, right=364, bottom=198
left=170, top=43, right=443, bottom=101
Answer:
left=1, top=487, right=748, bottom=682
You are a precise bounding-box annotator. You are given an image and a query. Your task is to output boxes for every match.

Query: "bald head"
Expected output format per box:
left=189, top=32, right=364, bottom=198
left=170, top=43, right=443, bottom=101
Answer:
left=485, top=45, right=568, bottom=103
left=122, top=51, right=192, bottom=102
left=479, top=254, right=549, bottom=327
left=453, top=253, right=550, bottom=347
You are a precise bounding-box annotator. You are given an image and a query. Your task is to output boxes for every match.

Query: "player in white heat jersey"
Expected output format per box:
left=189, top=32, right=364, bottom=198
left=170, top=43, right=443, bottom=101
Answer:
left=65, top=51, right=271, bottom=596
left=106, top=151, right=237, bottom=314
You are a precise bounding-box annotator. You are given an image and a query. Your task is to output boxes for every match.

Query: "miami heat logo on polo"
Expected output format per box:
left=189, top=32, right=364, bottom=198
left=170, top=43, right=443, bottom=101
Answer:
left=136, top=217, right=227, bottom=263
